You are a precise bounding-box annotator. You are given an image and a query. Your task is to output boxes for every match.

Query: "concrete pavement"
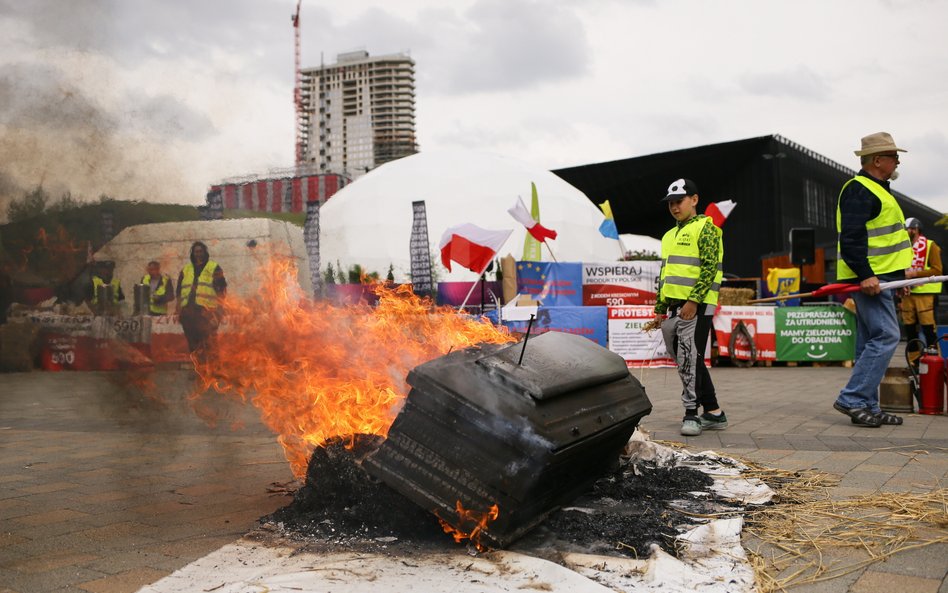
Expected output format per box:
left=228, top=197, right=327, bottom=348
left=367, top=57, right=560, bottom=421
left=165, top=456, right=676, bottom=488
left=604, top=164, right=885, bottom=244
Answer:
left=1, top=363, right=946, bottom=593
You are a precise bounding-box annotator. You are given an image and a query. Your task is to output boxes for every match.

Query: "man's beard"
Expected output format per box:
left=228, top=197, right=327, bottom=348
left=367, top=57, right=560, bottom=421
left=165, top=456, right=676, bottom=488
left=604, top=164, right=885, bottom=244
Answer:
left=889, top=170, right=900, bottom=181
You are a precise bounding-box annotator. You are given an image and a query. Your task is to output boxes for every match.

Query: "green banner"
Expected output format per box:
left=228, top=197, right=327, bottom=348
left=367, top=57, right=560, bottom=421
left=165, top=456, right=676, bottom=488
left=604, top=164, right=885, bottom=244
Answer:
left=775, top=306, right=856, bottom=362
left=521, top=182, right=542, bottom=261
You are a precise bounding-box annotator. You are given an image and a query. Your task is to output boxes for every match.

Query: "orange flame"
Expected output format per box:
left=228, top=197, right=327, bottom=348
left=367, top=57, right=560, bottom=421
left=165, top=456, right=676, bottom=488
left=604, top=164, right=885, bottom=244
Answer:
left=190, top=258, right=515, bottom=477
left=437, top=501, right=500, bottom=551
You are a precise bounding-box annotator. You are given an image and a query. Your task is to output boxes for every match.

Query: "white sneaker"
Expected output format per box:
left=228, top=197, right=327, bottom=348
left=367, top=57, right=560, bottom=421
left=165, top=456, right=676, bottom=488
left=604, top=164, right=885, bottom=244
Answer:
left=680, top=416, right=702, bottom=436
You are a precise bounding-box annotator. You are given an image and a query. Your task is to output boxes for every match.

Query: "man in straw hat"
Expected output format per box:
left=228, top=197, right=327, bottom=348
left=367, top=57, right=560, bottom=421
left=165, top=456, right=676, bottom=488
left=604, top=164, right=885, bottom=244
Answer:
left=833, top=132, right=912, bottom=427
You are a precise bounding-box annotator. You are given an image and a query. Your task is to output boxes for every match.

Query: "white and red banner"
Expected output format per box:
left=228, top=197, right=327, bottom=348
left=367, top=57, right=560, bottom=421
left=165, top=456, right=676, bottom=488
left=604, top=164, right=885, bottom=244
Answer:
left=712, top=306, right=776, bottom=361
left=439, top=223, right=512, bottom=274
left=582, top=261, right=661, bottom=306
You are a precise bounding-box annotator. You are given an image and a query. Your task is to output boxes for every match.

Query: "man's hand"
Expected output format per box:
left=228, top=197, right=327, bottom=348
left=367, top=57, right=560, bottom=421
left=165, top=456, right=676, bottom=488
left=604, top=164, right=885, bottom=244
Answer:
left=860, top=276, right=881, bottom=296
left=679, top=300, right=698, bottom=320
left=642, top=315, right=663, bottom=332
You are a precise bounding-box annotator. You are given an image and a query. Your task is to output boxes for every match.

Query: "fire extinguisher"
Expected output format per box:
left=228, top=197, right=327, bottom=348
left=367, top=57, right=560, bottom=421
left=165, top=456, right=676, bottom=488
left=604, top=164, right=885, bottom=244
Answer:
left=918, top=346, right=947, bottom=415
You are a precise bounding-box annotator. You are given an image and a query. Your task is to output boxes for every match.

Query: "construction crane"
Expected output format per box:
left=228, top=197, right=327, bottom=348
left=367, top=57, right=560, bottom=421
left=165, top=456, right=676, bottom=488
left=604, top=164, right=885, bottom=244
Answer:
left=292, top=0, right=303, bottom=167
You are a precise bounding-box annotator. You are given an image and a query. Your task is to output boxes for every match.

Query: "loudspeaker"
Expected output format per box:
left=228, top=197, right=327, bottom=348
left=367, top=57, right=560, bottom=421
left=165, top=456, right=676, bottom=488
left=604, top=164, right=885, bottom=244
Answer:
left=790, top=227, right=816, bottom=266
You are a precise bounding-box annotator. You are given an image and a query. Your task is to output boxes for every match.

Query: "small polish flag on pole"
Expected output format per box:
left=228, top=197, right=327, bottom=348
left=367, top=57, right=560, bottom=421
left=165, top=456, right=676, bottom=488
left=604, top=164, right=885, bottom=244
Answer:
left=439, top=223, right=513, bottom=275
left=507, top=196, right=558, bottom=242
left=704, top=199, right=737, bottom=228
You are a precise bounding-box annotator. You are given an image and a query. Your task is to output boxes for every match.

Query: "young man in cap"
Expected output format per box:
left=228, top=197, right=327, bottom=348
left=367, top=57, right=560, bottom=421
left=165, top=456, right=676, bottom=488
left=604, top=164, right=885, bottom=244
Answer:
left=646, top=178, right=727, bottom=436
left=833, top=132, right=913, bottom=427
left=901, top=217, right=942, bottom=361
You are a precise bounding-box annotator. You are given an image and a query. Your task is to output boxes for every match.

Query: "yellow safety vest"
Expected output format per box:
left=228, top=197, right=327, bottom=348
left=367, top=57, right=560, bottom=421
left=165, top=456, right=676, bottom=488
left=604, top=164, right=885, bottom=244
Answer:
left=91, top=276, right=121, bottom=304
left=659, top=216, right=723, bottom=306
left=142, top=274, right=171, bottom=314
left=909, top=237, right=942, bottom=294
left=179, top=261, right=220, bottom=309
left=836, top=176, right=912, bottom=280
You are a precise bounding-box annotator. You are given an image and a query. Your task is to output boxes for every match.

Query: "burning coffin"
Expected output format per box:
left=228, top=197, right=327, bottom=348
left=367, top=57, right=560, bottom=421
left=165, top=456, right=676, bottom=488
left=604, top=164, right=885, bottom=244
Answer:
left=363, top=331, right=652, bottom=548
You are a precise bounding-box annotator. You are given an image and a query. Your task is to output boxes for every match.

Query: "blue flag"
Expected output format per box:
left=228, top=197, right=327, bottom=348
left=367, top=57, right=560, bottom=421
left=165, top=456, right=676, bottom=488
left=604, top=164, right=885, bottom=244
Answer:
left=598, top=200, right=619, bottom=239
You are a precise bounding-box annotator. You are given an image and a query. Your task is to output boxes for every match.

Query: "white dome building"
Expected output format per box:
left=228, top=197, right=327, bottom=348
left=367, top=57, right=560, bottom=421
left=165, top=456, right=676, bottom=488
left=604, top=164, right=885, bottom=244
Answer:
left=319, top=149, right=621, bottom=282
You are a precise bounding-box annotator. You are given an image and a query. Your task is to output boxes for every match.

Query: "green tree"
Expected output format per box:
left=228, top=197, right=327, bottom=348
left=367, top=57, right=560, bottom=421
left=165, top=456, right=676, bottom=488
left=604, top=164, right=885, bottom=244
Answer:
left=386, top=263, right=395, bottom=282
left=324, top=262, right=336, bottom=285
left=48, top=191, right=80, bottom=213
left=7, top=185, right=49, bottom=221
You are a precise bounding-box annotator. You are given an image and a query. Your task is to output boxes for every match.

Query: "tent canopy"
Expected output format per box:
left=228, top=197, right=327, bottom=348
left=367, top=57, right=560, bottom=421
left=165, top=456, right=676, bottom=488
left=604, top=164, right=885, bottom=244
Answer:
left=319, top=149, right=622, bottom=282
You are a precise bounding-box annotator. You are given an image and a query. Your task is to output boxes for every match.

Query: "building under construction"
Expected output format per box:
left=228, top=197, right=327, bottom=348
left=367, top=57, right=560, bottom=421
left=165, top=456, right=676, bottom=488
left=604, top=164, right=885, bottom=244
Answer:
left=299, top=50, right=418, bottom=178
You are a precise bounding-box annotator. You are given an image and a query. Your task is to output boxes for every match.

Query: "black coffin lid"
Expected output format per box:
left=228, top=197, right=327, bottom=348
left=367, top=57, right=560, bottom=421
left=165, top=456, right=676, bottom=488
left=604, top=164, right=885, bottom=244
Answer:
left=364, top=332, right=653, bottom=547
left=475, top=330, right=632, bottom=400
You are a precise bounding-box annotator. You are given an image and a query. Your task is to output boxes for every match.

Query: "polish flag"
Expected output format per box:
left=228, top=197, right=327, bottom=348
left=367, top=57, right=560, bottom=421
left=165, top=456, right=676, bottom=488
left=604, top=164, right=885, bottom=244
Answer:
left=439, top=223, right=513, bottom=273
left=704, top=200, right=737, bottom=228
left=507, top=196, right=558, bottom=242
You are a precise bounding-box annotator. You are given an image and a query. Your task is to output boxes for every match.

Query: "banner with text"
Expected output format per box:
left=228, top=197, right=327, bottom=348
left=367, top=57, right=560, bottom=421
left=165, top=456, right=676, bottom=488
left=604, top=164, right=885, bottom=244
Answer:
left=304, top=201, right=322, bottom=297
left=606, top=306, right=674, bottom=367
left=502, top=306, right=607, bottom=347
left=409, top=201, right=434, bottom=296
left=775, top=306, right=855, bottom=361
left=713, top=306, right=777, bottom=361
left=582, top=261, right=661, bottom=306
left=515, top=262, right=583, bottom=307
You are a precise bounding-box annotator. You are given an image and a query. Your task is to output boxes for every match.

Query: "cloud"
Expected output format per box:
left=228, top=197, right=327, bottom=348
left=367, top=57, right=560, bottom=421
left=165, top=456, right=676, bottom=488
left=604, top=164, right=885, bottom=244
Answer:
left=125, top=92, right=216, bottom=141
left=432, top=0, right=590, bottom=94
left=0, top=0, right=294, bottom=81
left=739, top=65, right=832, bottom=101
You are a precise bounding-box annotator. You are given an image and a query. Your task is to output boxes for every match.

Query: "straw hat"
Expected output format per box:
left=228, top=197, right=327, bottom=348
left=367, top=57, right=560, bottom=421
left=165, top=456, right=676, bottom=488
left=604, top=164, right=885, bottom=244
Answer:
left=854, top=132, right=907, bottom=156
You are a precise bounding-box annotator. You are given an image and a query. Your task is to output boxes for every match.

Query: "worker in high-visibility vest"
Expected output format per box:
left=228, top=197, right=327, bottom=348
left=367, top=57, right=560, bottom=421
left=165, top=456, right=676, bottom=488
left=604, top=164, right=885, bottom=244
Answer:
left=141, top=261, right=174, bottom=316
left=645, top=178, right=727, bottom=437
left=87, top=260, right=124, bottom=311
left=833, top=132, right=913, bottom=428
left=901, top=217, right=943, bottom=360
left=176, top=241, right=227, bottom=357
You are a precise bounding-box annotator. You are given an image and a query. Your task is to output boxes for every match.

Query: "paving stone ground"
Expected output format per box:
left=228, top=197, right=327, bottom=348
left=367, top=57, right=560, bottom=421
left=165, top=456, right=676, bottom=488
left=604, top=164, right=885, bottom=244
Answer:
left=1, top=362, right=946, bottom=593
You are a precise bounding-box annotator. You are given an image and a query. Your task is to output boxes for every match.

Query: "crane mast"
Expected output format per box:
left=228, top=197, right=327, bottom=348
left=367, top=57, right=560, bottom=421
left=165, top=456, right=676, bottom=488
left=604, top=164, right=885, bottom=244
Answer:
left=292, top=0, right=303, bottom=168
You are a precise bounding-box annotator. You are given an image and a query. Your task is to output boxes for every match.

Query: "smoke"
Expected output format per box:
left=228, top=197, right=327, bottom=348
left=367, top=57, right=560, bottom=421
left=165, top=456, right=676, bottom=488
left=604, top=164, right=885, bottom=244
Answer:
left=0, top=59, right=213, bottom=211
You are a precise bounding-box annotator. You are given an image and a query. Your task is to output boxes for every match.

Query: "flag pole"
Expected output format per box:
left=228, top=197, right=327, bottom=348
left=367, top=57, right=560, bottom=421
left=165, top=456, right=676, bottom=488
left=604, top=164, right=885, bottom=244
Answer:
left=748, top=274, right=948, bottom=304
left=458, top=259, right=494, bottom=312
left=543, top=241, right=558, bottom=262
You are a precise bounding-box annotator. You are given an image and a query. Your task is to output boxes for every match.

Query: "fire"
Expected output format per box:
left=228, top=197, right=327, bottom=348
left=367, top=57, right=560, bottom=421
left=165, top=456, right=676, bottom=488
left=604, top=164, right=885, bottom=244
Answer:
left=190, top=258, right=514, bottom=477
left=437, top=501, right=500, bottom=551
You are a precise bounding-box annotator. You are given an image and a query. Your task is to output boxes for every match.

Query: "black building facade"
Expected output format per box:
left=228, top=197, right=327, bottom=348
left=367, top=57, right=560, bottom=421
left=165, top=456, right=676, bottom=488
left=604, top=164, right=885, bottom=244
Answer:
left=554, top=134, right=945, bottom=280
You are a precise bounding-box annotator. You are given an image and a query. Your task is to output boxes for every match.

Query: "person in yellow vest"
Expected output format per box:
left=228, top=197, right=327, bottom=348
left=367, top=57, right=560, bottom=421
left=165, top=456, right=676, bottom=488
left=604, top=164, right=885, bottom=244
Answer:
left=176, top=241, right=227, bottom=356
left=833, top=132, right=913, bottom=427
left=87, top=260, right=124, bottom=311
left=142, top=261, right=175, bottom=316
left=901, top=217, right=942, bottom=359
left=645, top=178, right=727, bottom=437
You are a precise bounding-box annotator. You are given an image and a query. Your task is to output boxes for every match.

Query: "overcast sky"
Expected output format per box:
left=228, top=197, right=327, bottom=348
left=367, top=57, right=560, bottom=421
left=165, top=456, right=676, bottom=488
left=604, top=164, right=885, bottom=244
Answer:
left=2, top=0, right=947, bottom=219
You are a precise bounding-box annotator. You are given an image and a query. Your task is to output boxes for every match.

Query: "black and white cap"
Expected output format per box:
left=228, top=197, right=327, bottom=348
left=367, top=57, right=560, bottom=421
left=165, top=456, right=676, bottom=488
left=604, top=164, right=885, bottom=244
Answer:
left=662, top=178, right=699, bottom=201
left=905, top=217, right=922, bottom=229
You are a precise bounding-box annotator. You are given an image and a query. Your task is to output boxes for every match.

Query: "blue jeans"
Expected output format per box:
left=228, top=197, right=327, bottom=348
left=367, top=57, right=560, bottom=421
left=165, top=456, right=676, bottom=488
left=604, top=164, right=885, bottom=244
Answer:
left=835, top=288, right=900, bottom=413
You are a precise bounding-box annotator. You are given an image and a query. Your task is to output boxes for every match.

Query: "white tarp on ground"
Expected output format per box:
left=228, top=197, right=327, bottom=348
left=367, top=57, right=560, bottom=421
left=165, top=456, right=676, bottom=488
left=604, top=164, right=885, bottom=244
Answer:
left=319, top=148, right=622, bottom=282
left=136, top=438, right=769, bottom=593
left=93, top=219, right=312, bottom=314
